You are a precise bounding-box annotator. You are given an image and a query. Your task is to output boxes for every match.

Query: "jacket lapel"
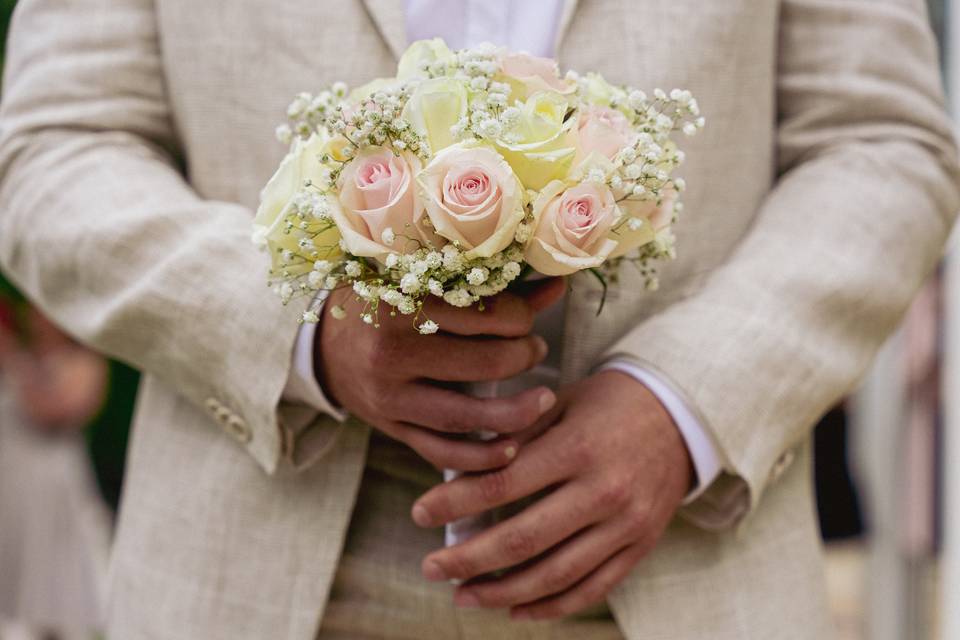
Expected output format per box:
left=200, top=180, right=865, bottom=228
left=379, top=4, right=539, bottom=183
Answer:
left=555, top=0, right=579, bottom=56
left=361, top=0, right=407, bottom=60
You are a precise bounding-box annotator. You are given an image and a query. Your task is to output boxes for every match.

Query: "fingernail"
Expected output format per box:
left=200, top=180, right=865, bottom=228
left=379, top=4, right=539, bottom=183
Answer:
left=411, top=504, right=431, bottom=527
left=538, top=390, right=556, bottom=414
left=454, top=590, right=481, bottom=608
left=504, top=445, right=517, bottom=460
left=533, top=335, right=548, bottom=360
left=422, top=559, right=447, bottom=582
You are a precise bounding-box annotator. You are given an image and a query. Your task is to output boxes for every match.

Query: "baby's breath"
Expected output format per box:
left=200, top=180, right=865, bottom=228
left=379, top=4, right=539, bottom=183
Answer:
left=262, top=42, right=703, bottom=332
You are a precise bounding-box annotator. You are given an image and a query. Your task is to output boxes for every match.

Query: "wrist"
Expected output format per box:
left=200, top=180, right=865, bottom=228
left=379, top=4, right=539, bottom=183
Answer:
left=594, top=369, right=695, bottom=496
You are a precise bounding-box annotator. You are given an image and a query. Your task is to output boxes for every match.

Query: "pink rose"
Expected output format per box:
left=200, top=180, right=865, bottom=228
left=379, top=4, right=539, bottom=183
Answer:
left=329, top=147, right=436, bottom=258
left=610, top=188, right=677, bottom=257
left=524, top=180, right=620, bottom=276
left=418, top=144, right=525, bottom=258
left=574, top=105, right=637, bottom=166
left=499, top=52, right=576, bottom=100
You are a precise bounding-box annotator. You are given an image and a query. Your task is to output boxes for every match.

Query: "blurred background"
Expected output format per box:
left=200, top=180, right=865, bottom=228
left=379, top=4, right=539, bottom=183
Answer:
left=1, top=1, right=960, bottom=639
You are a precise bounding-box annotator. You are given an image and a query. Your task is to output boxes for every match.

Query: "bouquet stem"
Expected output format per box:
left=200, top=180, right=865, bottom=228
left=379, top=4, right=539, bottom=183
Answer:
left=444, top=380, right=499, bottom=548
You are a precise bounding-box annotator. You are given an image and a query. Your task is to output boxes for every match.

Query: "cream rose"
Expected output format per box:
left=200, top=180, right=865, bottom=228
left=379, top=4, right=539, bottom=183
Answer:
left=496, top=91, right=578, bottom=190
left=610, top=188, right=677, bottom=257
left=580, top=72, right=628, bottom=110
left=348, top=77, right=399, bottom=103
left=524, top=180, right=620, bottom=276
left=328, top=146, right=435, bottom=260
left=402, top=77, right=469, bottom=154
left=499, top=52, right=576, bottom=101
left=397, top=38, right=455, bottom=80
left=253, top=133, right=342, bottom=273
left=417, top=144, right=525, bottom=258
left=573, top=105, right=636, bottom=167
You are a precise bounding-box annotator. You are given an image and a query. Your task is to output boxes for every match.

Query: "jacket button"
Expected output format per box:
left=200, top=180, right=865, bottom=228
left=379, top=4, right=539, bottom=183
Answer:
left=770, top=450, right=796, bottom=481
left=205, top=397, right=222, bottom=414
left=225, top=415, right=252, bottom=444
left=214, top=406, right=232, bottom=425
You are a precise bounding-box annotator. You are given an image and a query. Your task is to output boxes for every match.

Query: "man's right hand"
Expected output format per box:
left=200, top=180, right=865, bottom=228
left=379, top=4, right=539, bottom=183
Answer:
left=316, top=278, right=565, bottom=472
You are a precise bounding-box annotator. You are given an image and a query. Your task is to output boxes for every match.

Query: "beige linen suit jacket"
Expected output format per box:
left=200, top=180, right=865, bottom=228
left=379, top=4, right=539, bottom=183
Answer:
left=0, top=0, right=957, bottom=638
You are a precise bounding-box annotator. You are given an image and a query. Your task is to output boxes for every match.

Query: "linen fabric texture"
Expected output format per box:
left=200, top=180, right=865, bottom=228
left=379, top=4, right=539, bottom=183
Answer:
left=0, top=0, right=957, bottom=638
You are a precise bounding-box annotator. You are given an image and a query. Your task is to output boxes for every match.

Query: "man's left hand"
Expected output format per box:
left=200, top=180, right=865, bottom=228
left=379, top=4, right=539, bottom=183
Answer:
left=410, top=370, right=694, bottom=620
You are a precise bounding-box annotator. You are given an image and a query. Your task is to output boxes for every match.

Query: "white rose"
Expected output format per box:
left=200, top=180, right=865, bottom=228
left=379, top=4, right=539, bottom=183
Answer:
left=253, top=133, right=342, bottom=274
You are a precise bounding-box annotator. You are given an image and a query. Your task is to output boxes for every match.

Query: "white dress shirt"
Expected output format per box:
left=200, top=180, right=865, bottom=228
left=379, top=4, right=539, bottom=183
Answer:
left=283, top=0, right=722, bottom=501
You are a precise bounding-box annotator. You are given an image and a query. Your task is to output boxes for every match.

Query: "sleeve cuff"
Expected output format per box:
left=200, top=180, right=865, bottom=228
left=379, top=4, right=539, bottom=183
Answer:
left=599, top=359, right=723, bottom=504
left=282, top=293, right=348, bottom=423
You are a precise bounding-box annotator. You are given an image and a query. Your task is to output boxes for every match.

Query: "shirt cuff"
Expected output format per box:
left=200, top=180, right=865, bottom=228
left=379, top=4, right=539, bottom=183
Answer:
left=600, top=359, right=723, bottom=504
left=282, top=294, right=347, bottom=422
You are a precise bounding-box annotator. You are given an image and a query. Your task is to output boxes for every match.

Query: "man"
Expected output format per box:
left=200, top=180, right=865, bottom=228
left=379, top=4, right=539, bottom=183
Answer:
left=0, top=0, right=956, bottom=638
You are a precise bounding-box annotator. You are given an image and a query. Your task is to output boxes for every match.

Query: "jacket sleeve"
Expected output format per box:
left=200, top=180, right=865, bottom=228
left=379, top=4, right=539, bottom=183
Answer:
left=0, top=0, right=342, bottom=474
left=604, top=0, right=960, bottom=528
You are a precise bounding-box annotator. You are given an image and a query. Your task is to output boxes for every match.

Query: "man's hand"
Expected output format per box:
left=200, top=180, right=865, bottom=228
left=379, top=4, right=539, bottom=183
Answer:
left=410, top=370, right=694, bottom=620
left=316, top=278, right=565, bottom=472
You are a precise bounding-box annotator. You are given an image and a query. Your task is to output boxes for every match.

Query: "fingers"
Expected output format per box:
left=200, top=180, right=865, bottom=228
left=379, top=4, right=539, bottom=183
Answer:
left=422, top=293, right=534, bottom=337
left=506, top=386, right=569, bottom=446
left=394, top=333, right=549, bottom=382
left=453, top=519, right=630, bottom=609
left=411, top=423, right=576, bottom=526
left=509, top=544, right=647, bottom=621
left=515, top=277, right=566, bottom=313
left=392, top=384, right=556, bottom=435
left=390, top=422, right=521, bottom=472
left=420, top=481, right=606, bottom=583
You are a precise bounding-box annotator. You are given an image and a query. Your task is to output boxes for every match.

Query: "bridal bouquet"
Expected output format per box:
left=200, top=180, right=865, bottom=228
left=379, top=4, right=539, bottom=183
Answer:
left=253, top=39, right=703, bottom=330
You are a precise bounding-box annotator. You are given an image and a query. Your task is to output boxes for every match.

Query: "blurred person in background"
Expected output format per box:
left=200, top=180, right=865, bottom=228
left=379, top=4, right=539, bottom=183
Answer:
left=0, top=272, right=138, bottom=638
left=0, top=274, right=110, bottom=634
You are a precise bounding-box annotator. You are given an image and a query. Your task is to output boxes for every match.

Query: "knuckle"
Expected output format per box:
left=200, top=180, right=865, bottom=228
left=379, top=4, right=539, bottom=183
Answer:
left=369, top=345, right=400, bottom=373
left=624, top=503, right=654, bottom=539
left=479, top=443, right=507, bottom=468
left=510, top=394, right=541, bottom=428
left=477, top=469, right=511, bottom=504
left=596, top=478, right=631, bottom=510
left=436, top=409, right=468, bottom=433
left=409, top=440, right=446, bottom=470
left=544, top=564, right=579, bottom=593
left=475, top=400, right=520, bottom=434
left=489, top=348, right=518, bottom=380
left=579, top=584, right=608, bottom=612
left=454, top=404, right=487, bottom=434
left=502, top=527, right=539, bottom=561
left=562, top=431, right=593, bottom=468
left=468, top=405, right=498, bottom=432
left=471, top=347, right=502, bottom=378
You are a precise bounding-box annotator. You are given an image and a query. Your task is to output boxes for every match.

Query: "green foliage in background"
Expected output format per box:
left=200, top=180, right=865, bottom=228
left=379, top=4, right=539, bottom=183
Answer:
left=0, top=0, right=17, bottom=303
left=0, top=0, right=15, bottom=66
